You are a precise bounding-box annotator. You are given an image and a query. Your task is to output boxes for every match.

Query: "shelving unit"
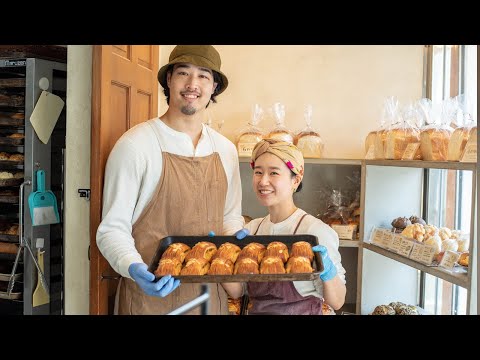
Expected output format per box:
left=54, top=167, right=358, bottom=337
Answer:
left=358, top=160, right=477, bottom=315
left=239, top=157, right=363, bottom=313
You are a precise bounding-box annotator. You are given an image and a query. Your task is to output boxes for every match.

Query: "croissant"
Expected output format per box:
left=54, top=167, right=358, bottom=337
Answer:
left=212, top=242, right=241, bottom=263
left=207, top=258, right=234, bottom=275
left=180, top=258, right=210, bottom=275
left=260, top=256, right=286, bottom=274
left=286, top=256, right=313, bottom=274
left=265, top=241, right=289, bottom=263
left=238, top=242, right=266, bottom=263
left=290, top=241, right=314, bottom=262
left=162, top=242, right=191, bottom=263
left=458, top=252, right=469, bottom=267
left=184, top=241, right=217, bottom=262
left=154, top=257, right=182, bottom=277
left=234, top=257, right=259, bottom=274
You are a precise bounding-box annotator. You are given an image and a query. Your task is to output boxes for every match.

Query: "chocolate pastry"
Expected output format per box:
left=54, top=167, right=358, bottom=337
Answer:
left=391, top=216, right=411, bottom=231
left=409, top=215, right=426, bottom=225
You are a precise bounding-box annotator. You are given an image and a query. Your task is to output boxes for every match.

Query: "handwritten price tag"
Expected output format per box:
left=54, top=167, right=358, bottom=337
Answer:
left=420, top=245, right=436, bottom=265
left=238, top=143, right=257, bottom=157
left=382, top=231, right=395, bottom=250
left=439, top=250, right=460, bottom=270
left=371, top=228, right=385, bottom=246
left=409, top=243, right=424, bottom=262
left=389, top=234, right=403, bottom=253
left=460, top=142, right=477, bottom=163
left=397, top=236, right=414, bottom=257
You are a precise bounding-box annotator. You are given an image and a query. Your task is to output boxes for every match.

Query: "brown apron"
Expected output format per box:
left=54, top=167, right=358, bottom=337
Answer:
left=116, top=120, right=229, bottom=315
left=247, top=213, right=324, bottom=315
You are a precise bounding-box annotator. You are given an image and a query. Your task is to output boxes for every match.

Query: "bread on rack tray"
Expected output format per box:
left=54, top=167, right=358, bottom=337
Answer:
left=207, top=258, right=234, bottom=275
left=180, top=258, right=210, bottom=275
left=162, top=242, right=191, bottom=263
left=285, top=256, right=314, bottom=274
left=290, top=241, right=314, bottom=262
left=154, top=257, right=182, bottom=277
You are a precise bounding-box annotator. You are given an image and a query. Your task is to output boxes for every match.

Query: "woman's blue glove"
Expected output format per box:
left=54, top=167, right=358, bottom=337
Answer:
left=234, top=228, right=250, bottom=240
left=312, top=245, right=337, bottom=282
left=128, top=263, right=180, bottom=297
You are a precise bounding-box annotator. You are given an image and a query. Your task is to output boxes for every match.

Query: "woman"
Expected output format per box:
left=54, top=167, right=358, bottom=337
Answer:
left=224, top=138, right=346, bottom=315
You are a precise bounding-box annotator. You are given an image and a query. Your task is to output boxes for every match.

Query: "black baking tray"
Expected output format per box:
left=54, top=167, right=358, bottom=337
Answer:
left=0, top=136, right=24, bottom=146
left=0, top=192, right=18, bottom=204
left=0, top=178, right=23, bottom=187
left=148, top=235, right=323, bottom=283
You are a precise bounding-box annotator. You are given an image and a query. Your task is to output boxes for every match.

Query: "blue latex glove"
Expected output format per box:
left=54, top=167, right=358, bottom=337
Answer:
left=312, top=245, right=337, bottom=282
left=234, top=228, right=250, bottom=240
left=128, top=263, right=180, bottom=297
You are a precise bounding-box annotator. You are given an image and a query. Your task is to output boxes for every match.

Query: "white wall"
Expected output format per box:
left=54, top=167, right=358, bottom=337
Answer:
left=159, top=45, right=424, bottom=159
left=64, top=45, right=92, bottom=315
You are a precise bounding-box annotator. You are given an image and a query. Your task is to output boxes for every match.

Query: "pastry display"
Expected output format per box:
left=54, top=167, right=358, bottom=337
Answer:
left=260, top=256, right=285, bottom=274
left=458, top=252, right=469, bottom=267
left=212, top=242, right=241, bottom=263
left=285, top=256, right=313, bottom=274
left=372, top=305, right=396, bottom=315
left=391, top=216, right=411, bottom=232
left=409, top=215, right=426, bottom=226
left=154, top=258, right=182, bottom=277
left=184, top=241, right=217, bottom=262
left=372, top=302, right=420, bottom=315
left=8, top=133, right=24, bottom=139
left=7, top=153, right=24, bottom=162
left=290, top=241, right=314, bottom=262
left=161, top=243, right=191, bottom=263
left=180, top=258, right=210, bottom=275
left=264, top=241, right=289, bottom=263
left=207, top=258, right=234, bottom=275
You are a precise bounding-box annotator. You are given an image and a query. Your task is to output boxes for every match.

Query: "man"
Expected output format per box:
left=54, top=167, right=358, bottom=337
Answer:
left=96, top=45, right=244, bottom=315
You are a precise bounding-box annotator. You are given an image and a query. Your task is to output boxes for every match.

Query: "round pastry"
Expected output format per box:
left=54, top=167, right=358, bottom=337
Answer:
left=234, top=257, right=259, bottom=274
left=265, top=241, right=289, bottom=263
left=391, top=217, right=411, bottom=231
left=260, top=255, right=286, bottom=274
left=409, top=215, right=426, bottom=225
left=290, top=241, right=314, bottom=262
left=396, top=305, right=419, bottom=315
left=285, top=256, right=313, bottom=274
left=372, top=305, right=396, bottom=315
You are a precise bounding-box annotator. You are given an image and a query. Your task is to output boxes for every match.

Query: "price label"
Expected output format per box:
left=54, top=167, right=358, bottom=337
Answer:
left=389, top=234, right=403, bottom=253
left=365, top=145, right=375, bottom=160
left=237, top=143, right=257, bottom=157
left=382, top=231, right=395, bottom=249
left=332, top=224, right=357, bottom=240
left=439, top=250, right=461, bottom=270
left=371, top=228, right=385, bottom=246
left=397, top=236, right=414, bottom=257
left=409, top=242, right=424, bottom=262
left=460, top=142, right=477, bottom=163
left=420, top=245, right=436, bottom=265
left=402, top=143, right=421, bottom=160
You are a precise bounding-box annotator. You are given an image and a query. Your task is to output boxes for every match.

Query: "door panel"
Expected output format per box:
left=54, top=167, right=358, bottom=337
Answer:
left=90, top=45, right=159, bottom=314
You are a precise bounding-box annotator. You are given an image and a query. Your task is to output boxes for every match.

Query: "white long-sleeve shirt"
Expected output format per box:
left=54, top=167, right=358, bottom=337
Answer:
left=96, top=118, right=244, bottom=279
left=245, top=208, right=346, bottom=298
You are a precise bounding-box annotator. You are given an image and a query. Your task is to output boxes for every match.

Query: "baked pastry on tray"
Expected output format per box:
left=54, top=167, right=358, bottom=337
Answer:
left=207, top=258, right=234, bottom=275
left=286, top=256, right=313, bottom=274
left=180, top=258, right=210, bottom=275
left=184, top=241, right=217, bottom=262
left=264, top=241, right=289, bottom=263
left=260, top=256, right=286, bottom=274
left=234, top=257, right=259, bottom=274
left=237, top=242, right=266, bottom=263
left=290, top=241, right=314, bottom=262
left=161, top=243, right=191, bottom=263
left=154, top=257, right=182, bottom=277
left=212, top=242, right=241, bottom=263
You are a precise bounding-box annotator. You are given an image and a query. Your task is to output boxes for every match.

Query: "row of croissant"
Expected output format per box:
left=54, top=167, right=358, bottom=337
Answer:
left=154, top=240, right=316, bottom=277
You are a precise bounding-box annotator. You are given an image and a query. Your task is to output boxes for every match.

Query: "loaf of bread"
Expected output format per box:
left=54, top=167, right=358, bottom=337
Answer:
left=266, top=130, right=294, bottom=144
left=264, top=241, right=289, bottom=263
left=295, top=132, right=324, bottom=158
left=420, top=127, right=452, bottom=161
left=154, top=257, right=182, bottom=277
left=212, top=242, right=241, bottom=263
left=180, top=258, right=210, bottom=275
left=236, top=132, right=263, bottom=157
left=161, top=243, right=191, bottom=263
left=285, top=256, right=313, bottom=274
left=364, top=131, right=376, bottom=156
left=184, top=241, right=217, bottom=262
left=234, top=257, right=259, bottom=274
left=237, top=242, right=266, bottom=263
left=290, top=241, right=314, bottom=262
left=207, top=258, right=234, bottom=275
left=447, top=126, right=472, bottom=161
left=384, top=127, right=421, bottom=160
left=374, top=129, right=388, bottom=159
left=260, top=256, right=285, bottom=274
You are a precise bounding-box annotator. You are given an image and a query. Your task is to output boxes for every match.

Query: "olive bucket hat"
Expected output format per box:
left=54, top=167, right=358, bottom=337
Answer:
left=157, top=45, right=229, bottom=95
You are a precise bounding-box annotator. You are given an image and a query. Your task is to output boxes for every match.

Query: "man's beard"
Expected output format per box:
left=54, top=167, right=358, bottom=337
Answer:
left=181, top=105, right=197, bottom=116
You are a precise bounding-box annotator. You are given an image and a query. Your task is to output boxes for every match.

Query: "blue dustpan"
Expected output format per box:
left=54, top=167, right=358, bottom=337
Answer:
left=28, top=170, right=60, bottom=226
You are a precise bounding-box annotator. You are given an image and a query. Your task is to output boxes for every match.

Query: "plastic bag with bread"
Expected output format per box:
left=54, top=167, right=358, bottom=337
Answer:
left=294, top=104, right=324, bottom=158
left=235, top=104, right=265, bottom=157
left=265, top=102, right=294, bottom=144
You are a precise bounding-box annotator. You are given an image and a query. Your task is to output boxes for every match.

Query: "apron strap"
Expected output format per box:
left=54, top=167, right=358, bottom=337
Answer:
left=253, top=216, right=268, bottom=235
left=148, top=119, right=165, bottom=152
left=293, top=213, right=309, bottom=234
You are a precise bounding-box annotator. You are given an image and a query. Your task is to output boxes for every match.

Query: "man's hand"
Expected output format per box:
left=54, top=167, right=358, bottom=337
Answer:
left=128, top=263, right=180, bottom=297
left=312, top=245, right=337, bottom=282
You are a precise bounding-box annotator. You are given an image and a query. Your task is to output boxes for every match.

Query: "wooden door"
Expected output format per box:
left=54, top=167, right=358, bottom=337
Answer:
left=90, top=45, right=159, bottom=314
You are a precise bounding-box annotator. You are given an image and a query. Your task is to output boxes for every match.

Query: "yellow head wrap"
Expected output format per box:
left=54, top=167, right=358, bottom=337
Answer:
left=250, top=139, right=305, bottom=177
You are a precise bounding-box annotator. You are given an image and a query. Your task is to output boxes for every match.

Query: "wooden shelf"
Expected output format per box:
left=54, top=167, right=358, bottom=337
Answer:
left=365, top=159, right=476, bottom=171
left=362, top=242, right=469, bottom=288
left=239, top=157, right=362, bottom=165
left=340, top=240, right=359, bottom=248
